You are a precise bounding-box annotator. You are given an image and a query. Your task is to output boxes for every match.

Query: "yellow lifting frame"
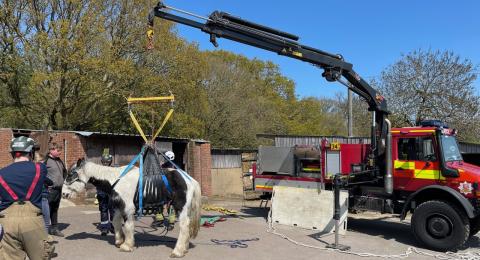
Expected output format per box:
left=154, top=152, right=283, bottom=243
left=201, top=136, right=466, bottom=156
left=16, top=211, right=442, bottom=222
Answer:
left=127, top=95, right=175, bottom=144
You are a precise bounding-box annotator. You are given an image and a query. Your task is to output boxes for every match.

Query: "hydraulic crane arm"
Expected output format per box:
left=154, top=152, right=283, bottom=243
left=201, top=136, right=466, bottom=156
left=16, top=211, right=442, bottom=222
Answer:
left=148, top=2, right=391, bottom=178
left=147, top=2, right=388, bottom=114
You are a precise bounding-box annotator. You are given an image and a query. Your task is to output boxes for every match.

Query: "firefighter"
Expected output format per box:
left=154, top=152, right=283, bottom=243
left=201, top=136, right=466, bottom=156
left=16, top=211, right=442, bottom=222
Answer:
left=96, top=153, right=115, bottom=236
left=152, top=151, right=176, bottom=229
left=0, top=136, right=55, bottom=260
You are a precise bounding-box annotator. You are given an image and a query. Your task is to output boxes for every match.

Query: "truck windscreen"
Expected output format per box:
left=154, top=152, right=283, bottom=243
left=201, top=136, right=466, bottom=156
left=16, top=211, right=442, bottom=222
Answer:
left=440, top=135, right=463, bottom=162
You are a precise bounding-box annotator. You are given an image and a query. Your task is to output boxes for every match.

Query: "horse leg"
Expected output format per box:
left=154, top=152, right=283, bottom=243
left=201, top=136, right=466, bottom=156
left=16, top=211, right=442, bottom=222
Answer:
left=170, top=209, right=190, bottom=258
left=120, top=214, right=135, bottom=252
left=112, top=211, right=124, bottom=248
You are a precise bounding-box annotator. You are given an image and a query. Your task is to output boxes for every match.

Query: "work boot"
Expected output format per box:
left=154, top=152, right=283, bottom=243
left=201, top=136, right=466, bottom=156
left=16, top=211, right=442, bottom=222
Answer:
left=101, top=229, right=108, bottom=236
left=98, top=222, right=112, bottom=236
left=49, top=226, right=65, bottom=237
left=151, top=213, right=165, bottom=227
left=167, top=223, right=175, bottom=231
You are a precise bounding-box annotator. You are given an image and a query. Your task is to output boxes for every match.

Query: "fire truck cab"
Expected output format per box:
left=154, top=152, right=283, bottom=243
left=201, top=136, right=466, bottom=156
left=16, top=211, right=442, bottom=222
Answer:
left=388, top=120, right=480, bottom=251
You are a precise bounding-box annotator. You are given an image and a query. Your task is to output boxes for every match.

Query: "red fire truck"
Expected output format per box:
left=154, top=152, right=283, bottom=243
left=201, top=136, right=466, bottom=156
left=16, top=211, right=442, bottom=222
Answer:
left=254, top=122, right=480, bottom=251
left=148, top=2, right=480, bottom=251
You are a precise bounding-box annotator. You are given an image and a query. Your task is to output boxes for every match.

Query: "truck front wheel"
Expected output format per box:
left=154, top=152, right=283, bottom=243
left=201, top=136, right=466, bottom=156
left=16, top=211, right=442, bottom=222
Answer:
left=411, top=200, right=470, bottom=251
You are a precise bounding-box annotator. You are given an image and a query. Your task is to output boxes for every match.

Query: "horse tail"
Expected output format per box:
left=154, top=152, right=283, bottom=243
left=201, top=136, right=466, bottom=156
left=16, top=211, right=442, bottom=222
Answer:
left=188, top=178, right=201, bottom=239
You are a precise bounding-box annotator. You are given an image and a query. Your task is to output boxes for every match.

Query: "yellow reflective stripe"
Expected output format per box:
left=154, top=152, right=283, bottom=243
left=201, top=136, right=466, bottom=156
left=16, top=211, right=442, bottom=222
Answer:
left=302, top=168, right=321, bottom=172
left=127, top=96, right=175, bottom=104
left=152, top=108, right=174, bottom=141
left=391, top=130, right=400, bottom=133
left=410, top=130, right=435, bottom=133
left=414, top=169, right=445, bottom=180
left=394, top=160, right=415, bottom=170
left=129, top=111, right=148, bottom=143
left=256, top=185, right=273, bottom=190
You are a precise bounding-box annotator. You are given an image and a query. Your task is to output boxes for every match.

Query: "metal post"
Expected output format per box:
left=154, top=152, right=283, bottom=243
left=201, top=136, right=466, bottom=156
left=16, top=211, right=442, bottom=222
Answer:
left=348, top=89, right=353, bottom=137
left=326, top=174, right=350, bottom=251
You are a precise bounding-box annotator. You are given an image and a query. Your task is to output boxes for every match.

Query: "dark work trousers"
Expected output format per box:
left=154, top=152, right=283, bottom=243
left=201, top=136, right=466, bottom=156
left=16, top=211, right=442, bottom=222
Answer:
left=97, top=189, right=114, bottom=226
left=48, top=187, right=62, bottom=228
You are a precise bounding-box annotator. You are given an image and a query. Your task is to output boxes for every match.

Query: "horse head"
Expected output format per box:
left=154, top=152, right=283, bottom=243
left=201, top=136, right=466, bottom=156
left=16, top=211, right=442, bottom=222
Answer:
left=63, top=158, right=88, bottom=198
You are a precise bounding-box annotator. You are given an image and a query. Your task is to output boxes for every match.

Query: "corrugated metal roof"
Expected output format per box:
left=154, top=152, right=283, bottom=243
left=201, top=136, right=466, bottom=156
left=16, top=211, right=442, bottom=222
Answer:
left=259, top=134, right=480, bottom=154
left=11, top=128, right=200, bottom=142
left=273, top=136, right=370, bottom=147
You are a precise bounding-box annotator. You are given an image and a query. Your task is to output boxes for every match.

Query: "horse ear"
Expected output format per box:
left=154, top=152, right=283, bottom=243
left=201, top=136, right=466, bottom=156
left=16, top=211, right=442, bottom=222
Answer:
left=76, top=158, right=84, bottom=167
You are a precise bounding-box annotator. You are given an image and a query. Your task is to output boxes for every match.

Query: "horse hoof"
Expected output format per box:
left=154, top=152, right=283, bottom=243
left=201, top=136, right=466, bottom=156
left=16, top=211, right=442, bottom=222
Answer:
left=169, top=251, right=185, bottom=258
left=119, top=244, right=134, bottom=252
left=115, top=241, right=123, bottom=248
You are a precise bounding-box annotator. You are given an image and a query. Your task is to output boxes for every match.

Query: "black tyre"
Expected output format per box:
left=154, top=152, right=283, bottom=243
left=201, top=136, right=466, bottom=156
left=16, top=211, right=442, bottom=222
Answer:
left=411, top=200, right=470, bottom=251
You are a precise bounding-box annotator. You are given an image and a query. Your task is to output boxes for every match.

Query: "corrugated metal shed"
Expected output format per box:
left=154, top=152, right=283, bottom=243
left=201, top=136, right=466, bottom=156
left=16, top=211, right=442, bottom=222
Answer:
left=459, top=142, right=480, bottom=154
left=211, top=148, right=255, bottom=169
left=211, top=153, right=241, bottom=169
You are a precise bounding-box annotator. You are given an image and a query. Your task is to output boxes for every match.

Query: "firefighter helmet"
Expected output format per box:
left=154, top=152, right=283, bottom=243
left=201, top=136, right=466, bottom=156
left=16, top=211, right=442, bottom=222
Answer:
left=10, top=136, right=36, bottom=153
left=101, top=154, right=113, bottom=166
left=165, top=151, right=175, bottom=161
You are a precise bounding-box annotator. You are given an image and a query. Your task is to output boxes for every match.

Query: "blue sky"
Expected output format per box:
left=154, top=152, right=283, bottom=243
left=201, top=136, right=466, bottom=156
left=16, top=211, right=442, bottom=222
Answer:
left=164, top=0, right=480, bottom=99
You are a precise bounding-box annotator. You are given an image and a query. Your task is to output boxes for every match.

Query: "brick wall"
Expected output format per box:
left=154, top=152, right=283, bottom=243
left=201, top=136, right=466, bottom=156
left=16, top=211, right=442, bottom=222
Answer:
left=1, top=128, right=213, bottom=197
left=187, top=141, right=201, bottom=188
left=186, top=141, right=212, bottom=196
left=0, top=129, right=14, bottom=167
left=200, top=143, right=212, bottom=196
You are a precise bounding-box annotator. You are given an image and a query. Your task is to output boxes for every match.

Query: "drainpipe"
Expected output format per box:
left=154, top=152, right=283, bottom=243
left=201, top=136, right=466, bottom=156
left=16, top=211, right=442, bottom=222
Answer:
left=384, top=119, right=393, bottom=194
left=64, top=139, right=68, bottom=166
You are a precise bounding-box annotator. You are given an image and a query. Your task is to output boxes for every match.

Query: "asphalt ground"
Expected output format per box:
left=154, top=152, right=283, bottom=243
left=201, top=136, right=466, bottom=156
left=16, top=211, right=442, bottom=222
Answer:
left=50, top=199, right=480, bottom=260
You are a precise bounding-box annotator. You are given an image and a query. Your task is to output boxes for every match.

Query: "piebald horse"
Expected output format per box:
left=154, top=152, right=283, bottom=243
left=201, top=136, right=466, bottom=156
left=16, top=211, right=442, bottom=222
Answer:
left=63, top=158, right=201, bottom=258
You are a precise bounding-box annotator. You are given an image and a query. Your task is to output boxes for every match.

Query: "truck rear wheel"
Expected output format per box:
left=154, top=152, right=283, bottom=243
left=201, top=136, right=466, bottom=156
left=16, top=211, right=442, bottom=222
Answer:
left=411, top=200, right=469, bottom=251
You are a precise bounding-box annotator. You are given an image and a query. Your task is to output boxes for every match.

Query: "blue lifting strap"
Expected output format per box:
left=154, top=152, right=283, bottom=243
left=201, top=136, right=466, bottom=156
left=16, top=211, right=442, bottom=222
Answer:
left=138, top=151, right=144, bottom=217
left=161, top=174, right=173, bottom=194
left=111, top=147, right=145, bottom=189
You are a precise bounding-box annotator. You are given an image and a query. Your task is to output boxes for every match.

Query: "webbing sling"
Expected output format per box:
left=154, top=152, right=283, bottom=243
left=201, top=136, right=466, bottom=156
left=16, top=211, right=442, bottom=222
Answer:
left=109, top=147, right=147, bottom=217
left=0, top=163, right=41, bottom=201
left=138, top=150, right=144, bottom=217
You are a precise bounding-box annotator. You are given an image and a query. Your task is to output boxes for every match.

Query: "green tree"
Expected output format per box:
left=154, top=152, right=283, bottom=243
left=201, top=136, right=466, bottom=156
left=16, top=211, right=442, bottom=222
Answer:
left=201, top=51, right=295, bottom=148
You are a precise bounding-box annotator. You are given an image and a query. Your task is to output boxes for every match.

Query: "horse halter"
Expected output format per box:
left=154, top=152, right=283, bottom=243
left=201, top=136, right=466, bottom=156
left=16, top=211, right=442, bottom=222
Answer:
left=66, top=162, right=88, bottom=186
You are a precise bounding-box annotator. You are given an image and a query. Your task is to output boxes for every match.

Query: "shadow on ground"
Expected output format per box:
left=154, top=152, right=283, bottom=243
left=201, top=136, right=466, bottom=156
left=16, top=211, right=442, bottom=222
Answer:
left=346, top=217, right=418, bottom=247
left=346, top=217, right=480, bottom=251
left=239, top=206, right=269, bottom=220
left=65, top=230, right=195, bottom=249
left=57, top=223, right=70, bottom=231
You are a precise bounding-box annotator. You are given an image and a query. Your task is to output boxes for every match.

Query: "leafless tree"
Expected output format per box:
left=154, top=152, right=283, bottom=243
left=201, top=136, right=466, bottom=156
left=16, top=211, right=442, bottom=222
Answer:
left=378, top=49, right=479, bottom=142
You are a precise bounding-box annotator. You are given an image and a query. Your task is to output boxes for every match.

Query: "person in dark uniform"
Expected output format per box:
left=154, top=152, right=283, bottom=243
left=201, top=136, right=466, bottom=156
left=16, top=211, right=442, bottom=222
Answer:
left=96, top=153, right=115, bottom=236
left=152, top=151, right=176, bottom=228
left=44, top=143, right=67, bottom=237
left=0, top=136, right=55, bottom=260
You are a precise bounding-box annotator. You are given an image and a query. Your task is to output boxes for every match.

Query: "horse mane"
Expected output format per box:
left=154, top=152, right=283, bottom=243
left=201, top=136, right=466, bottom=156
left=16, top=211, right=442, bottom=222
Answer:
left=84, top=161, right=138, bottom=185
